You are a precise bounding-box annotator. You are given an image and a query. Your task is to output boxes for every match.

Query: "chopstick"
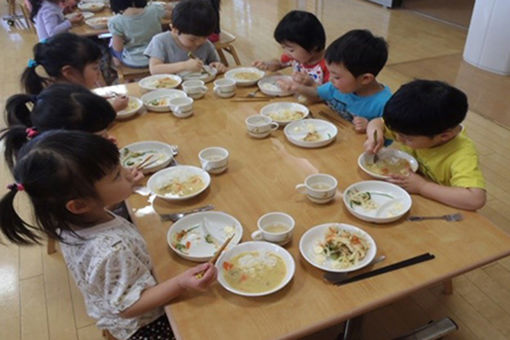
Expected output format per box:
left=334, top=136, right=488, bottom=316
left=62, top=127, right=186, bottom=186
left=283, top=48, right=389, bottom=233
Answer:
left=195, top=234, right=234, bottom=279
left=135, top=155, right=154, bottom=170
left=187, top=51, right=213, bottom=76
left=319, top=110, right=348, bottom=127
left=332, top=253, right=435, bottom=285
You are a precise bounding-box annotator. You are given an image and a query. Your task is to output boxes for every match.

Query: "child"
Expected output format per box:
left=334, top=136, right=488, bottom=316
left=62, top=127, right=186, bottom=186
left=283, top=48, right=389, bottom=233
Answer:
left=285, top=29, right=392, bottom=133
left=108, top=0, right=173, bottom=68
left=0, top=130, right=217, bottom=339
left=364, top=80, right=486, bottom=210
left=253, top=10, right=328, bottom=87
left=144, top=0, right=226, bottom=75
left=21, top=33, right=128, bottom=111
left=29, top=0, right=83, bottom=41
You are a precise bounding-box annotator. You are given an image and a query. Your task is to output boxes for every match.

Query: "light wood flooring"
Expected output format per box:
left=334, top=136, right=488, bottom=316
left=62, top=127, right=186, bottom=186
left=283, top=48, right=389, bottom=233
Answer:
left=1, top=0, right=510, bottom=339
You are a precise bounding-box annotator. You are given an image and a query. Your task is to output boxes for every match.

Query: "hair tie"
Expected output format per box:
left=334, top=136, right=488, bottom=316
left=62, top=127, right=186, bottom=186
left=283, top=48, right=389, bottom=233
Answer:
left=26, top=127, right=38, bottom=139
left=7, top=183, right=24, bottom=192
left=28, top=59, right=38, bottom=68
left=40, top=38, right=48, bottom=44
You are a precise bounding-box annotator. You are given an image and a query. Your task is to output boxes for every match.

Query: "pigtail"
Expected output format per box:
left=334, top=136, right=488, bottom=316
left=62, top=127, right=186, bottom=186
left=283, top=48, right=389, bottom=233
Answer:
left=21, top=42, right=51, bottom=95
left=5, top=93, right=35, bottom=126
left=0, top=126, right=31, bottom=171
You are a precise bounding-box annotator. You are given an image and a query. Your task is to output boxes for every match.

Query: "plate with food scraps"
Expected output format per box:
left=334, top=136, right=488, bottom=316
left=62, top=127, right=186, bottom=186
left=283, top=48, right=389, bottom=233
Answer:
left=257, top=75, right=293, bottom=97
left=179, top=65, right=217, bottom=83
left=284, top=119, right=337, bottom=148
left=65, top=11, right=94, bottom=19
left=343, top=180, right=412, bottom=223
left=299, top=223, right=376, bottom=273
left=147, top=165, right=211, bottom=201
left=120, top=141, right=174, bottom=173
left=85, top=16, right=109, bottom=29
left=115, top=96, right=143, bottom=119
left=358, top=148, right=418, bottom=180
left=138, top=74, right=182, bottom=91
left=167, top=211, right=243, bottom=262
left=78, top=1, right=104, bottom=12
left=217, top=241, right=295, bottom=296
left=259, top=102, right=309, bottom=126
left=140, top=89, right=187, bottom=112
left=225, top=67, right=265, bottom=86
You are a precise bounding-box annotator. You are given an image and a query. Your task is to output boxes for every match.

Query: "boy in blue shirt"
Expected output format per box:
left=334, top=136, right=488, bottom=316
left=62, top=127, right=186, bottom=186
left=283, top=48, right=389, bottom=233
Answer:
left=282, top=29, right=392, bottom=133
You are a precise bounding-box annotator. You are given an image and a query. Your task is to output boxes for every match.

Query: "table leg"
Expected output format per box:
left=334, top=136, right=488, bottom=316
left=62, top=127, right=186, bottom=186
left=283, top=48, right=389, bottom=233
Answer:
left=341, top=316, right=364, bottom=340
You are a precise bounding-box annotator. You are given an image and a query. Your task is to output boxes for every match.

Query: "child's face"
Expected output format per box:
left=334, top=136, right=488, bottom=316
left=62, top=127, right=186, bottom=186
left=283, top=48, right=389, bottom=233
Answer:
left=326, top=62, right=364, bottom=93
left=82, top=61, right=102, bottom=89
left=281, top=41, right=313, bottom=64
left=95, top=165, right=135, bottom=206
left=173, top=29, right=208, bottom=51
left=394, top=132, right=443, bottom=149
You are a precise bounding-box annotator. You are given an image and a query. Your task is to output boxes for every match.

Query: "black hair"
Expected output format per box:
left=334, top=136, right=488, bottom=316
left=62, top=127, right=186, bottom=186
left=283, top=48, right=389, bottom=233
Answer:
left=0, top=130, right=119, bottom=245
left=29, top=0, right=62, bottom=22
left=172, top=0, right=217, bottom=37
left=21, top=33, right=102, bottom=95
left=274, top=10, right=326, bottom=53
left=110, top=0, right=147, bottom=14
left=210, top=0, right=221, bottom=34
left=1, top=83, right=116, bottom=171
left=383, top=80, right=468, bottom=136
left=325, top=29, right=388, bottom=77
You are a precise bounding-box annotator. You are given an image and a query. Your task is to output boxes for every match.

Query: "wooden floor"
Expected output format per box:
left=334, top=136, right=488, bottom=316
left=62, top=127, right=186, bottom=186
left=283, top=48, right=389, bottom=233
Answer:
left=1, top=0, right=510, bottom=339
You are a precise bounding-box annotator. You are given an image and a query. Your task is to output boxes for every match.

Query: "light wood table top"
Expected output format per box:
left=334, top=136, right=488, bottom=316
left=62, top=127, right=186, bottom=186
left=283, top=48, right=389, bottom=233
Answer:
left=100, top=80, right=510, bottom=340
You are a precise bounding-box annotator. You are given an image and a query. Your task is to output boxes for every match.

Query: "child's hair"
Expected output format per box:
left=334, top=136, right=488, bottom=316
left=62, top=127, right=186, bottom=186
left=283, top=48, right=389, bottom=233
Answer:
left=29, top=0, right=62, bottom=22
left=0, top=130, right=119, bottom=245
left=383, top=80, right=468, bottom=137
left=172, top=0, right=217, bottom=37
left=210, top=0, right=221, bottom=34
left=325, top=29, right=388, bottom=77
left=274, top=10, right=326, bottom=53
left=21, top=32, right=102, bottom=95
left=1, top=83, right=116, bottom=171
left=110, top=0, right=147, bottom=14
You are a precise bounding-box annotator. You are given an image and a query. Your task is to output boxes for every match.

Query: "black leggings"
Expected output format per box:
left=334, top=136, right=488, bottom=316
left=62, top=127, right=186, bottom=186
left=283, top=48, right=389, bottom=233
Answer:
left=129, top=315, right=174, bottom=340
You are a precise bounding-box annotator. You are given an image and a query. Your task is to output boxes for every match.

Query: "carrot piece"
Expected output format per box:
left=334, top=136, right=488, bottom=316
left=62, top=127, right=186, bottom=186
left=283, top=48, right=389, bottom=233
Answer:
left=186, top=241, right=191, bottom=249
left=223, top=262, right=233, bottom=271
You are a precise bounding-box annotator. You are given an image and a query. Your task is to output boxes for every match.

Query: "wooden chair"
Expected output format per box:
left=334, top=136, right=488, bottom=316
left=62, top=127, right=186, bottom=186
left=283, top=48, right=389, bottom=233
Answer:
left=113, top=63, right=150, bottom=84
left=3, top=0, right=34, bottom=31
left=18, top=0, right=34, bottom=32
left=102, top=330, right=117, bottom=340
left=214, top=31, right=241, bottom=67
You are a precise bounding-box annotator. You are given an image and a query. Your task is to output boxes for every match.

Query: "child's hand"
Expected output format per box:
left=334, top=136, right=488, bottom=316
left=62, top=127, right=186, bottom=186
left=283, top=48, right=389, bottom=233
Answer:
left=69, top=13, right=83, bottom=24
left=353, top=116, right=368, bottom=133
left=252, top=60, right=281, bottom=72
left=292, top=70, right=314, bottom=86
left=112, top=95, right=129, bottom=112
left=277, top=78, right=298, bottom=92
left=209, top=62, right=226, bottom=74
left=387, top=172, right=427, bottom=194
left=177, top=263, right=217, bottom=291
left=129, top=167, right=145, bottom=186
left=184, top=58, right=204, bottom=72
left=363, top=125, right=384, bottom=154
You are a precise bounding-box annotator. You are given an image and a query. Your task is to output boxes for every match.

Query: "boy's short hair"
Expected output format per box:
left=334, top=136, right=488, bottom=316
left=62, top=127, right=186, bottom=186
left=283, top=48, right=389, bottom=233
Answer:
left=325, top=29, right=388, bottom=77
left=384, top=80, right=468, bottom=137
left=110, top=0, right=147, bottom=14
left=274, top=10, right=326, bottom=53
left=172, top=0, right=217, bottom=37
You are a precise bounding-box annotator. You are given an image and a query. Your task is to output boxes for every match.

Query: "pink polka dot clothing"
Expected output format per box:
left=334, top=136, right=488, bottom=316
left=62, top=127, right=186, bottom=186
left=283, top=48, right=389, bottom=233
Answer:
left=280, top=54, right=329, bottom=85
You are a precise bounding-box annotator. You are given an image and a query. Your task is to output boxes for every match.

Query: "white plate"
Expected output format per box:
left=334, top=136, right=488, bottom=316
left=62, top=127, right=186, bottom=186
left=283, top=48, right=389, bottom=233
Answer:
left=358, top=148, right=419, bottom=179
left=115, top=96, right=143, bottom=119
left=217, top=241, right=295, bottom=296
left=225, top=67, right=265, bottom=86
left=257, top=75, right=293, bottom=97
left=299, top=223, right=376, bottom=273
left=147, top=165, right=211, bottom=200
left=343, top=180, right=412, bottom=223
left=259, top=102, right=309, bottom=126
left=85, top=16, right=109, bottom=29
left=78, top=2, right=104, bottom=12
left=140, top=89, right=187, bottom=112
left=65, top=11, right=94, bottom=19
left=179, top=65, right=217, bottom=83
left=284, top=119, right=337, bottom=148
left=138, top=74, right=182, bottom=91
left=120, top=141, right=174, bottom=174
left=167, top=211, right=243, bottom=262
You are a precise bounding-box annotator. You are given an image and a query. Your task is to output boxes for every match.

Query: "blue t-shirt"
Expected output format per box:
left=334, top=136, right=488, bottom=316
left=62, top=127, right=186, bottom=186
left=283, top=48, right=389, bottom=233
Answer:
left=317, top=83, right=392, bottom=122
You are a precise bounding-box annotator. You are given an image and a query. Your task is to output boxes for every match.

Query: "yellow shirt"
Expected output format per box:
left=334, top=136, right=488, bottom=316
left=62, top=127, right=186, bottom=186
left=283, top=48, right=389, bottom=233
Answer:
left=385, top=128, right=485, bottom=189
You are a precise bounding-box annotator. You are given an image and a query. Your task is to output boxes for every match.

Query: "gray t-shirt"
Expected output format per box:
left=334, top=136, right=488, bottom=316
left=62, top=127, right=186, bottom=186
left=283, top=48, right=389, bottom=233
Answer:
left=144, top=31, right=219, bottom=65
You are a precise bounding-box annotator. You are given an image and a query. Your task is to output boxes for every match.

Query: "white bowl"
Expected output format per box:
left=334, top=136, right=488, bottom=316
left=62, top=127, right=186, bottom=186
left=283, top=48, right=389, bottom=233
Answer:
left=257, top=75, right=293, bottom=97
left=225, top=67, right=265, bottom=86
left=65, top=11, right=94, bottom=19
left=147, top=165, right=211, bottom=201
left=299, top=223, right=376, bottom=273
left=115, top=96, right=143, bottom=119
left=217, top=241, right=295, bottom=296
left=167, top=211, right=243, bottom=262
left=138, top=74, right=182, bottom=91
left=284, top=119, right=337, bottom=148
left=259, top=102, right=309, bottom=126
left=85, top=16, right=109, bottom=29
left=78, top=2, right=104, bottom=12
left=358, top=148, right=419, bottom=179
left=343, top=180, right=412, bottom=223
left=141, top=89, right=187, bottom=112
left=179, top=65, right=217, bottom=83
left=120, top=141, right=174, bottom=174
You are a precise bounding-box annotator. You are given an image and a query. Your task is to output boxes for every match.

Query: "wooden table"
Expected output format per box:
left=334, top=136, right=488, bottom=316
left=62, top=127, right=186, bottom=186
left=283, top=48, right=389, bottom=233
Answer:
left=100, top=81, right=510, bottom=340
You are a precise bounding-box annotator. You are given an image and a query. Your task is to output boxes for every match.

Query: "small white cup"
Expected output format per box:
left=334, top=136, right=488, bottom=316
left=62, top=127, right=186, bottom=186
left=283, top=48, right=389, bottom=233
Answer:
left=169, top=97, right=193, bottom=118
left=182, top=80, right=208, bottom=99
left=252, top=212, right=295, bottom=245
left=245, top=114, right=279, bottom=138
left=198, top=147, right=229, bottom=174
left=296, top=173, right=337, bottom=204
left=213, top=78, right=236, bottom=98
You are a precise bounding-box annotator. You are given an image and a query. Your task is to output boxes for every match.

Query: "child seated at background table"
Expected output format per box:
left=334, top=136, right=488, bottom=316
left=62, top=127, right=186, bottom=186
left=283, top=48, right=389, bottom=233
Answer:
left=364, top=79, right=486, bottom=210
left=30, top=0, right=83, bottom=41
left=282, top=29, right=392, bottom=133
left=252, top=10, right=328, bottom=86
left=144, top=0, right=226, bottom=75
left=109, top=0, right=173, bottom=68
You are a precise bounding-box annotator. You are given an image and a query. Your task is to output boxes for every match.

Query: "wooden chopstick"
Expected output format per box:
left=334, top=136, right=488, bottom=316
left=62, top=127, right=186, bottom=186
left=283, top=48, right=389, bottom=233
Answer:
left=195, top=234, right=234, bottom=278
left=135, top=154, right=154, bottom=170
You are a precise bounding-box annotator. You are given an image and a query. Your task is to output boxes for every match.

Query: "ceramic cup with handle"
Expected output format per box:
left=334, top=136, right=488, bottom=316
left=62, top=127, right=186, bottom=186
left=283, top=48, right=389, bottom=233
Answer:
left=182, top=79, right=208, bottom=99
left=213, top=78, right=236, bottom=98
left=245, top=114, right=279, bottom=138
left=251, top=212, right=295, bottom=245
left=296, top=173, right=337, bottom=204
left=169, top=97, right=193, bottom=118
left=198, top=147, right=229, bottom=174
